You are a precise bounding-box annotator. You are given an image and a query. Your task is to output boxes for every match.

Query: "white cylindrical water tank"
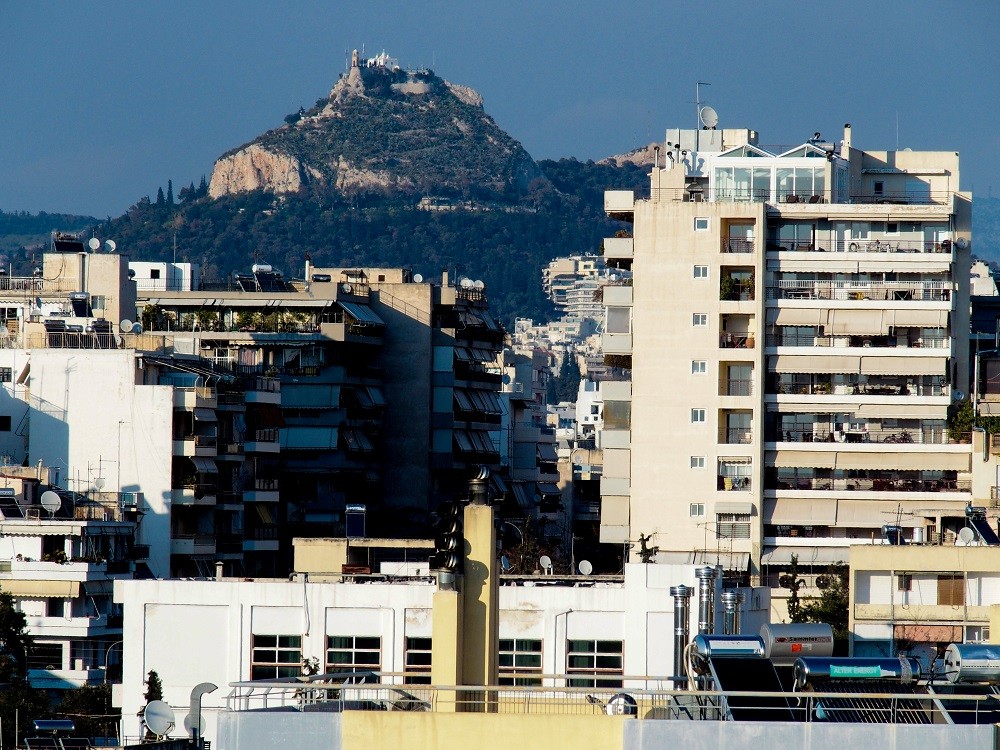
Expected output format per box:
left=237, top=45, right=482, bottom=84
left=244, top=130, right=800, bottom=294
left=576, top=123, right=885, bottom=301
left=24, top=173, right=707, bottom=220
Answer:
left=913, top=527, right=925, bottom=544
left=944, top=643, right=1000, bottom=684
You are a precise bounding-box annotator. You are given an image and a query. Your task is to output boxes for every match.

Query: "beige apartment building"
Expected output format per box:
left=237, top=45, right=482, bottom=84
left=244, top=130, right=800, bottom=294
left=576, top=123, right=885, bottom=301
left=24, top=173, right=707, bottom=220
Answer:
left=601, top=123, right=973, bottom=583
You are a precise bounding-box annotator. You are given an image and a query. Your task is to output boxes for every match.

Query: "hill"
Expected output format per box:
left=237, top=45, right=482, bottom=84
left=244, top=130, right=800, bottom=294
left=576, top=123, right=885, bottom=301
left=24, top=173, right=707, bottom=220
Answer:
left=0, top=210, right=96, bottom=260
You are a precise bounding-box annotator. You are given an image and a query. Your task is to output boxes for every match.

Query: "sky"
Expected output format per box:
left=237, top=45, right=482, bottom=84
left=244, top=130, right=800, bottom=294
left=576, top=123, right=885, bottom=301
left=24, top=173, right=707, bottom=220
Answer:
left=1, top=1, right=998, bottom=218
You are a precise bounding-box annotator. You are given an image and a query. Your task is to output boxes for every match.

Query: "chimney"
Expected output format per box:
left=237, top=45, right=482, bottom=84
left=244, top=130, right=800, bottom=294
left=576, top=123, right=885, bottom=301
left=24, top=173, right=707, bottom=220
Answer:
left=215, top=561, right=224, bottom=580
left=721, top=591, right=745, bottom=635
left=670, top=584, right=693, bottom=688
left=304, top=253, right=311, bottom=281
left=841, top=123, right=852, bottom=158
left=695, top=566, right=717, bottom=635
left=442, top=269, right=450, bottom=287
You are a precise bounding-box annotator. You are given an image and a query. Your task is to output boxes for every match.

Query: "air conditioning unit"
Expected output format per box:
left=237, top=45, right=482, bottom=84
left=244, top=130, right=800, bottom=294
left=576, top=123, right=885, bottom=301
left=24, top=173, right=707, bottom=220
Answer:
left=513, top=383, right=524, bottom=394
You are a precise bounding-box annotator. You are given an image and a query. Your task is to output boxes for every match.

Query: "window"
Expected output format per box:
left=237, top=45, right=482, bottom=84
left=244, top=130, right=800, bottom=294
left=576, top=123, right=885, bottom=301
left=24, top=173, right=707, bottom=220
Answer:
left=606, top=306, right=631, bottom=334
left=691, top=409, right=706, bottom=423
left=689, top=503, right=705, bottom=517
left=0, top=308, right=17, bottom=320
left=694, top=217, right=710, bottom=231
left=692, top=313, right=708, bottom=327
left=873, top=181, right=884, bottom=196
left=886, top=222, right=899, bottom=235
left=27, top=642, right=64, bottom=671
left=91, top=295, right=107, bottom=310
left=690, top=456, right=706, bottom=469
left=250, top=634, right=302, bottom=679
left=404, top=637, right=432, bottom=684
left=716, top=513, right=751, bottom=539
left=499, top=639, right=542, bottom=686
left=0, top=368, right=11, bottom=383
left=937, top=575, right=964, bottom=606
left=567, top=640, right=623, bottom=688
left=897, top=574, right=912, bottom=592
left=326, top=635, right=381, bottom=678
left=691, top=360, right=707, bottom=374
left=693, top=265, right=709, bottom=279
left=603, top=401, right=630, bottom=430
left=150, top=268, right=161, bottom=280
left=0, top=416, right=11, bottom=432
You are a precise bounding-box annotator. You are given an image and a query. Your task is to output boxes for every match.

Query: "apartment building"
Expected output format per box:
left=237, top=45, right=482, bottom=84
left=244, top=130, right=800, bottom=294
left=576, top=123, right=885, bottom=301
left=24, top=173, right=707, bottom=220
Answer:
left=601, top=123, right=973, bottom=582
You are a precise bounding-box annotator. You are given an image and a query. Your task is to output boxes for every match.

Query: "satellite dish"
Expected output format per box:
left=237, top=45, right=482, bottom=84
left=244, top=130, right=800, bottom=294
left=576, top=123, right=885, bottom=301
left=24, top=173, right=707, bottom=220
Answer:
left=460, top=277, right=473, bottom=289
left=500, top=555, right=512, bottom=573
left=953, top=390, right=966, bottom=401
left=143, top=700, right=175, bottom=737
left=183, top=714, right=196, bottom=735
left=578, top=559, right=593, bottom=576
left=94, top=477, right=106, bottom=491
left=957, top=527, right=977, bottom=546
left=87, top=238, right=101, bottom=251
left=956, top=238, right=970, bottom=250
left=699, top=105, right=719, bottom=129
left=412, top=273, right=423, bottom=283
left=132, top=322, right=143, bottom=334
left=40, top=490, right=61, bottom=515
left=538, top=555, right=552, bottom=573
left=473, top=279, right=485, bottom=290
left=119, top=319, right=133, bottom=333
left=128, top=269, right=136, bottom=278
left=341, top=283, right=353, bottom=293
left=105, top=240, right=117, bottom=253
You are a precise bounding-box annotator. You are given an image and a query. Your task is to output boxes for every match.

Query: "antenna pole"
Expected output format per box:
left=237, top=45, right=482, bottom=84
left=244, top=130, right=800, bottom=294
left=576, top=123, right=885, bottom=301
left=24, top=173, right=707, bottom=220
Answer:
left=696, top=81, right=711, bottom=128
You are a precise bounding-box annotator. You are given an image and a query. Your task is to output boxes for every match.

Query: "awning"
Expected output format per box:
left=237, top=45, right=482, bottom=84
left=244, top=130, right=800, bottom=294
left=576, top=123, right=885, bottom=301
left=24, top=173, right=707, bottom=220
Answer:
left=833, top=451, right=954, bottom=471
left=767, top=450, right=837, bottom=468
left=769, top=308, right=829, bottom=327
left=0, top=579, right=80, bottom=598
left=193, top=408, right=217, bottom=422
left=536, top=482, right=562, bottom=497
left=511, top=483, right=534, bottom=510
left=889, top=309, right=949, bottom=328
left=764, top=498, right=838, bottom=526
left=190, top=457, right=218, bottom=474
left=835, top=500, right=928, bottom=528
left=828, top=309, right=887, bottom=336
left=338, top=301, right=385, bottom=327
left=716, top=501, right=753, bottom=514
left=537, top=443, right=559, bottom=463
left=771, top=355, right=860, bottom=374
left=655, top=551, right=750, bottom=571
left=247, top=402, right=286, bottom=428
left=860, top=357, right=945, bottom=376
left=760, top=547, right=848, bottom=565
left=855, top=403, right=946, bottom=419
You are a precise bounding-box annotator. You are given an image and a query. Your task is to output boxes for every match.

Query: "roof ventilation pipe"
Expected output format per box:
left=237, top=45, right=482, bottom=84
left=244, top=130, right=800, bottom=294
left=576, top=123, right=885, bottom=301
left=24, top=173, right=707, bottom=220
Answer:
left=721, top=591, right=745, bottom=635
left=695, top=566, right=717, bottom=635
left=669, top=584, right=693, bottom=689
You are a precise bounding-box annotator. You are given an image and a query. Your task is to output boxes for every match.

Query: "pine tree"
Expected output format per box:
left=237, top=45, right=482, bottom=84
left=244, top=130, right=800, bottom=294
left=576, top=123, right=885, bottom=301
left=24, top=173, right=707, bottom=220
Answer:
left=198, top=175, right=208, bottom=197
left=166, top=180, right=174, bottom=205
left=155, top=187, right=165, bottom=205
left=143, top=669, right=163, bottom=703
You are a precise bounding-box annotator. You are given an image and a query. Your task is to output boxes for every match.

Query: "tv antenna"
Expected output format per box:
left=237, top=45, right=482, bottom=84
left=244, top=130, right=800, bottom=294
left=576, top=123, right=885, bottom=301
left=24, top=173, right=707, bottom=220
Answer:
left=695, top=81, right=711, bottom=130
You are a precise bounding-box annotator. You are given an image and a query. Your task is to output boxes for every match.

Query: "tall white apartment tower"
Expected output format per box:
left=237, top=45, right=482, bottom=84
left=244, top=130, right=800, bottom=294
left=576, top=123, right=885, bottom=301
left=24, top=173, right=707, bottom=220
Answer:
left=601, top=123, right=972, bottom=583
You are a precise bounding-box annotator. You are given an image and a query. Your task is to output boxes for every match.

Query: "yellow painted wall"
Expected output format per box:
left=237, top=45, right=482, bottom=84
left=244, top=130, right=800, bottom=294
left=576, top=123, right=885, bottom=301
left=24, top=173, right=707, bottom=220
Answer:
left=342, top=712, right=624, bottom=750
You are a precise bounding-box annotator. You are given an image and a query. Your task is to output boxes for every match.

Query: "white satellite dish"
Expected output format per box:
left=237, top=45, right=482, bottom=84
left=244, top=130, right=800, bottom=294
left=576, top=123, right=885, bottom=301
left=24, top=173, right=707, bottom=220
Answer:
left=341, top=283, right=353, bottom=293
left=105, top=239, right=117, bottom=253
left=87, top=237, right=101, bottom=251
left=460, top=277, right=473, bottom=289
left=40, top=490, right=61, bottom=515
left=119, top=319, right=133, bottom=333
left=143, top=700, right=175, bottom=737
left=957, top=527, right=977, bottom=546
left=578, top=559, right=593, bottom=576
left=473, top=279, right=485, bottom=290
left=94, top=477, right=106, bottom=491
left=412, top=273, right=423, bottom=283
left=538, top=555, right=552, bottom=573
left=699, top=105, right=719, bottom=129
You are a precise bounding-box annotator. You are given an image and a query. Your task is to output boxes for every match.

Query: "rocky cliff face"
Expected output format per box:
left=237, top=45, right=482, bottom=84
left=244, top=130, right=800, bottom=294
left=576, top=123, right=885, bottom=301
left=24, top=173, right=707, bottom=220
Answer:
left=209, top=55, right=543, bottom=201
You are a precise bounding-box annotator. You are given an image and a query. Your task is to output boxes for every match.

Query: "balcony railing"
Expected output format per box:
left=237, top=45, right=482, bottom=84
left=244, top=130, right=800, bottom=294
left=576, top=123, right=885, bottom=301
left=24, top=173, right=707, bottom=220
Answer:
left=721, top=238, right=754, bottom=254
left=720, top=334, right=754, bottom=349
left=177, top=434, right=217, bottom=448
left=771, top=477, right=971, bottom=493
left=767, top=280, right=950, bottom=302
left=252, top=428, right=279, bottom=443
left=767, top=239, right=953, bottom=254
left=773, top=380, right=946, bottom=397
left=766, top=333, right=950, bottom=349
left=772, top=427, right=953, bottom=445
left=724, top=379, right=754, bottom=396
left=717, top=476, right=751, bottom=492
left=848, top=191, right=954, bottom=205
left=724, top=428, right=753, bottom=444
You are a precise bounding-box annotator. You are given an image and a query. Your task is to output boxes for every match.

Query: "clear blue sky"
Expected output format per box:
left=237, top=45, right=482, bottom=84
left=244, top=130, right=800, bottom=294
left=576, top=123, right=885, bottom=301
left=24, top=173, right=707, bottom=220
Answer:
left=2, top=1, right=997, bottom=218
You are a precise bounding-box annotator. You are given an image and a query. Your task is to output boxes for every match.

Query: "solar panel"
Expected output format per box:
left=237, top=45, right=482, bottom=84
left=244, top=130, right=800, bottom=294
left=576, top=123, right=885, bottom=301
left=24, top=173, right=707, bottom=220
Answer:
left=806, top=679, right=931, bottom=724
left=970, top=517, right=1000, bottom=545
left=709, top=657, right=800, bottom=721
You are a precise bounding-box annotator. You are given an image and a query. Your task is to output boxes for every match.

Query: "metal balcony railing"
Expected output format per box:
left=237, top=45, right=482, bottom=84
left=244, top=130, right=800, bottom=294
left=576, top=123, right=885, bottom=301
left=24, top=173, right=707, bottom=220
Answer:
left=724, top=428, right=753, bottom=444
left=724, top=379, right=754, bottom=396
left=767, top=280, right=951, bottom=301
left=719, top=334, right=754, bottom=349
left=767, top=239, right=953, bottom=254
left=771, top=477, right=971, bottom=492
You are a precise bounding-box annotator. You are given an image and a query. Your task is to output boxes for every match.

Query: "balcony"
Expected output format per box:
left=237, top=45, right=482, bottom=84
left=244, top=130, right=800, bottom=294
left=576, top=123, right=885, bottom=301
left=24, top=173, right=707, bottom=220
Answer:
left=171, top=484, right=217, bottom=506
left=603, top=237, right=633, bottom=262
left=172, top=434, right=217, bottom=457
left=767, top=279, right=951, bottom=302
left=173, top=386, right=217, bottom=409
left=244, top=478, right=279, bottom=503
left=602, top=332, right=632, bottom=355
left=767, top=238, right=953, bottom=255
left=244, top=377, right=281, bottom=405
left=721, top=238, right=754, bottom=254
left=170, top=534, right=217, bottom=555
left=773, top=376, right=947, bottom=398
left=767, top=332, right=949, bottom=350
left=770, top=476, right=971, bottom=493
left=604, top=190, right=635, bottom=219
left=216, top=441, right=245, bottom=458
left=246, top=428, right=280, bottom=453
left=722, top=428, right=753, bottom=445
left=771, top=426, right=954, bottom=445
left=717, top=475, right=752, bottom=492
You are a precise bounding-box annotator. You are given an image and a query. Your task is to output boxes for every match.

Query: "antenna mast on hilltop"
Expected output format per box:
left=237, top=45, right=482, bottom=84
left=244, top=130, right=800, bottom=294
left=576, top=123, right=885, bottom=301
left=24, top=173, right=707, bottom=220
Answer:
left=695, top=81, right=711, bottom=130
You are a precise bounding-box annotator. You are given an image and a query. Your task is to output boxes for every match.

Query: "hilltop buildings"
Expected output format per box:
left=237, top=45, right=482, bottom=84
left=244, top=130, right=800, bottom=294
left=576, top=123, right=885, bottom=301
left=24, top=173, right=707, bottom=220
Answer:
left=600, top=124, right=974, bottom=600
